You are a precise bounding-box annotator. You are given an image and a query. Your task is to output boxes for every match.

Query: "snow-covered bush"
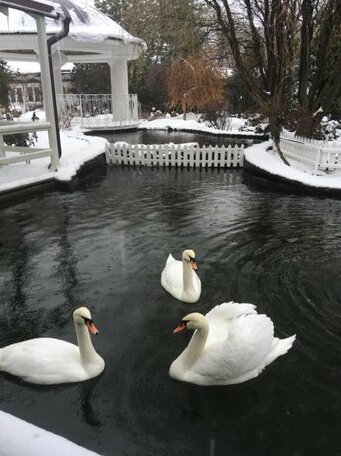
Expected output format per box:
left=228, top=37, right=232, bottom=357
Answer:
left=319, top=117, right=340, bottom=141
left=239, top=113, right=270, bottom=135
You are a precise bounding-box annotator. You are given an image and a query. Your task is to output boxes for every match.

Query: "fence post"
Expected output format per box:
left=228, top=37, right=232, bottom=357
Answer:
left=0, top=134, right=4, bottom=158
left=79, top=94, right=83, bottom=129
left=314, top=149, right=321, bottom=174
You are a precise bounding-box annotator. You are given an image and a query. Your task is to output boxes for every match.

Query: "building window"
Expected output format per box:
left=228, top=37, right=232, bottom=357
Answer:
left=28, top=86, right=34, bottom=102
left=17, top=88, right=23, bottom=103
left=34, top=86, right=42, bottom=102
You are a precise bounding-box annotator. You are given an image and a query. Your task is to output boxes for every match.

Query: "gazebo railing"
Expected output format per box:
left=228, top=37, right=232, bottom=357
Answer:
left=57, top=94, right=138, bottom=129
left=0, top=120, right=59, bottom=170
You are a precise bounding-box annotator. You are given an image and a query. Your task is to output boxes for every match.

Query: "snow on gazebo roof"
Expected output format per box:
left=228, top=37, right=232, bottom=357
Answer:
left=0, top=0, right=146, bottom=63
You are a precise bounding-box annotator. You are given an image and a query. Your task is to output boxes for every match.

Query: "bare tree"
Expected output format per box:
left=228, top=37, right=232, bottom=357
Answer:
left=203, top=0, right=301, bottom=164
left=296, top=0, right=341, bottom=137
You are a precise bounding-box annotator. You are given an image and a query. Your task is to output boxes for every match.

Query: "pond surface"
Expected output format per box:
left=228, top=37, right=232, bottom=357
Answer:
left=0, top=166, right=340, bottom=456
left=87, top=128, right=263, bottom=147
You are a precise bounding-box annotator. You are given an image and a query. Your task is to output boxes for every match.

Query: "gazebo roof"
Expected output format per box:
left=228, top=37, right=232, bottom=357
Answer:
left=0, top=0, right=146, bottom=63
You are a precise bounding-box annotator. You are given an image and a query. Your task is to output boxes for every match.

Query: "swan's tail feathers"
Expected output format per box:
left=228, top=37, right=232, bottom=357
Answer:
left=265, top=334, right=296, bottom=366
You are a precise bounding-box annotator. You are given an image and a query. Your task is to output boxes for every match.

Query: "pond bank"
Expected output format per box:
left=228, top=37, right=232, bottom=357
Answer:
left=0, top=131, right=107, bottom=201
left=244, top=141, right=341, bottom=198
left=0, top=125, right=262, bottom=204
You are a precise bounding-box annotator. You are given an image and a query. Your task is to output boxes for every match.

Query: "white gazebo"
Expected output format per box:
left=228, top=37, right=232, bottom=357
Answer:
left=0, top=0, right=146, bottom=130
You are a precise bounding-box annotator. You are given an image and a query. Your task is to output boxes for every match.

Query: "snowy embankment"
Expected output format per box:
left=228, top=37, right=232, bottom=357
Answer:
left=138, top=113, right=265, bottom=137
left=0, top=110, right=108, bottom=194
left=0, top=131, right=107, bottom=193
left=245, top=140, right=341, bottom=191
left=0, top=410, right=102, bottom=456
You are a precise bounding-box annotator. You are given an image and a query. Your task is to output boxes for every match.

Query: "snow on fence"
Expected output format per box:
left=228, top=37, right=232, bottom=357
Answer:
left=106, top=143, right=244, bottom=169
left=280, top=132, right=341, bottom=173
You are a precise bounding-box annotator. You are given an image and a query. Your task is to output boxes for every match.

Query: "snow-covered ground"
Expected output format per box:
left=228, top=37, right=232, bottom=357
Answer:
left=245, top=139, right=341, bottom=190
left=0, top=110, right=108, bottom=194
left=0, top=410, right=102, bottom=456
left=138, top=112, right=263, bottom=136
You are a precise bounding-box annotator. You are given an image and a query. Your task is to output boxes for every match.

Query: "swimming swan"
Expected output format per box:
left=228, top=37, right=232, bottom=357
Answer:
left=0, top=307, right=105, bottom=385
left=170, top=301, right=295, bottom=385
left=161, top=249, right=201, bottom=303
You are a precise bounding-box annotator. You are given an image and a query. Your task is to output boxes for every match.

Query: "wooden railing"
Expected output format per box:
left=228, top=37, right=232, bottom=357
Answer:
left=280, top=132, right=341, bottom=173
left=0, top=121, right=58, bottom=170
left=106, top=143, right=244, bottom=169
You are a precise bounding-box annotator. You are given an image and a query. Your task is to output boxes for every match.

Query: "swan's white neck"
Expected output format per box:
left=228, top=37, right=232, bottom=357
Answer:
left=185, top=322, right=209, bottom=366
left=182, top=258, right=196, bottom=295
left=74, top=321, right=98, bottom=365
left=173, top=319, right=209, bottom=377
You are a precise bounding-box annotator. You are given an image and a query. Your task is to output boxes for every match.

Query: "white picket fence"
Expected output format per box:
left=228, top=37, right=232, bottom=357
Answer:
left=280, top=132, right=341, bottom=173
left=106, top=143, right=244, bottom=169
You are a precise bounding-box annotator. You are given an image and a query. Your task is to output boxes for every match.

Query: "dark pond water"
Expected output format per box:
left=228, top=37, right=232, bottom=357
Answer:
left=87, top=128, right=263, bottom=147
left=0, top=166, right=341, bottom=456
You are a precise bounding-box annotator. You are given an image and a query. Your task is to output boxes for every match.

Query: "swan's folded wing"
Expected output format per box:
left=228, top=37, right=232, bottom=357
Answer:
left=190, top=314, right=274, bottom=383
left=205, top=302, right=257, bottom=321
left=165, top=253, right=176, bottom=265
left=205, top=302, right=257, bottom=345
left=161, top=258, right=183, bottom=293
left=0, top=338, right=80, bottom=382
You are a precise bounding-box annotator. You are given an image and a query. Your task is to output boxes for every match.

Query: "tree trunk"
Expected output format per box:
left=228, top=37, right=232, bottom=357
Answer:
left=295, top=106, right=324, bottom=138
left=182, top=97, right=187, bottom=120
left=268, top=108, right=290, bottom=166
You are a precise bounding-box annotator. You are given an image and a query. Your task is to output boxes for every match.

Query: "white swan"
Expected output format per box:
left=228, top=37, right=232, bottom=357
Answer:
left=161, top=249, right=201, bottom=303
left=170, top=301, right=296, bottom=386
left=0, top=307, right=105, bottom=385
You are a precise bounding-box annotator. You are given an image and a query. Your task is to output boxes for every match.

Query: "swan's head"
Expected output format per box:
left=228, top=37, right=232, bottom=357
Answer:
left=182, top=249, right=198, bottom=270
left=73, top=307, right=99, bottom=335
left=173, top=312, right=206, bottom=333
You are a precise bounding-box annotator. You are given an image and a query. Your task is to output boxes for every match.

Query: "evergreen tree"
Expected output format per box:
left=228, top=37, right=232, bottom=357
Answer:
left=72, top=63, right=110, bottom=94
left=0, top=59, right=11, bottom=110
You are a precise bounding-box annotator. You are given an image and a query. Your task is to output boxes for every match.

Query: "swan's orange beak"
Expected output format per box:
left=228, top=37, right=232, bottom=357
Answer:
left=190, top=259, right=198, bottom=270
left=173, top=322, right=187, bottom=333
left=86, top=321, right=99, bottom=335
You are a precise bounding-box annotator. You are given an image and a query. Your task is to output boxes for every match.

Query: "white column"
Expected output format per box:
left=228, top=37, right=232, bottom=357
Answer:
left=109, top=60, right=129, bottom=122
left=35, top=15, right=59, bottom=170
left=52, top=51, right=67, bottom=119
left=52, top=51, right=67, bottom=95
